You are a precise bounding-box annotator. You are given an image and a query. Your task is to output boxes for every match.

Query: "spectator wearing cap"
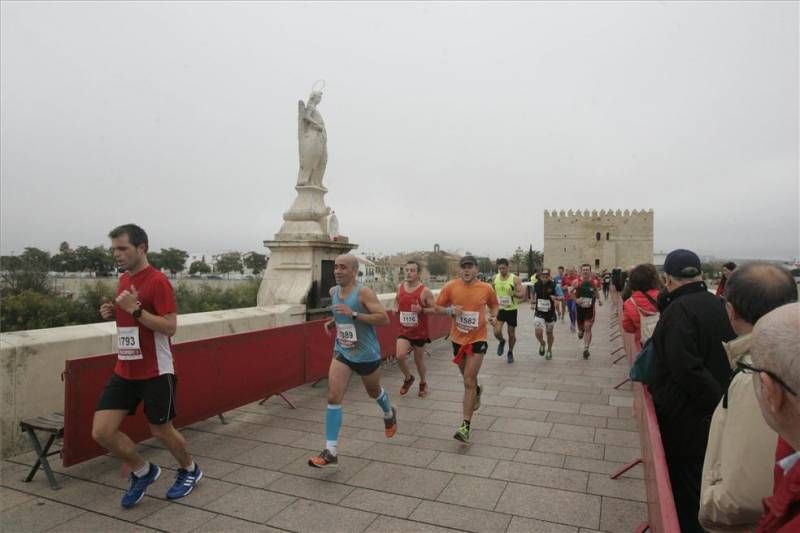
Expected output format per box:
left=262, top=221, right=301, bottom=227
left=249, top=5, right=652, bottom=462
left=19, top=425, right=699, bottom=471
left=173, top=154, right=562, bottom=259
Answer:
left=747, top=303, right=800, bottom=532
left=649, top=249, right=736, bottom=533
left=700, top=263, right=798, bottom=531
left=716, top=261, right=738, bottom=296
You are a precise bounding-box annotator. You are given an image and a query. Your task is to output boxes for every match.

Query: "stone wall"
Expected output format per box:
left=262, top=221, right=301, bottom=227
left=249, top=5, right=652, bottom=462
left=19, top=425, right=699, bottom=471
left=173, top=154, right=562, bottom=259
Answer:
left=543, top=209, right=654, bottom=271
left=1, top=304, right=304, bottom=458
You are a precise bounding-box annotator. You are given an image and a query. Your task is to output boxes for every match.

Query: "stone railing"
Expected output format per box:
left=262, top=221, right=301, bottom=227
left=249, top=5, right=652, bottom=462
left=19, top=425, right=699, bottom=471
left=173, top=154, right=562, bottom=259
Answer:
left=0, top=292, right=406, bottom=458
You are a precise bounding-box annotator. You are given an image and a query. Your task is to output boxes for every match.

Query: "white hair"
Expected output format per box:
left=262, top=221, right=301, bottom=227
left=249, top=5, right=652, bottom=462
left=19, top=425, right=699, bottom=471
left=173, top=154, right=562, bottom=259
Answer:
left=751, top=303, right=800, bottom=395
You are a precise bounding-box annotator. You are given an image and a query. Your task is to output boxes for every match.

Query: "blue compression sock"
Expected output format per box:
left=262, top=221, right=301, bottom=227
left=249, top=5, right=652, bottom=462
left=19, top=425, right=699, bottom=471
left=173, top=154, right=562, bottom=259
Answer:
left=376, top=388, right=392, bottom=417
left=325, top=404, right=342, bottom=445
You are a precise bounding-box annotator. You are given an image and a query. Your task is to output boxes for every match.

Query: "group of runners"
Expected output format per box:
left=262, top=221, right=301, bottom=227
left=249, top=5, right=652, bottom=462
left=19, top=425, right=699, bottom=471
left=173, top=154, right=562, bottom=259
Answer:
left=308, top=253, right=607, bottom=464
left=91, top=226, right=609, bottom=506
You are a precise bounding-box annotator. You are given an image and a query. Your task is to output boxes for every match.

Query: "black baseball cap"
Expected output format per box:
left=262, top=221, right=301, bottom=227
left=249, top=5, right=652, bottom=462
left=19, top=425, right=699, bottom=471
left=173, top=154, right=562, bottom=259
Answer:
left=459, top=255, right=477, bottom=267
left=663, top=249, right=702, bottom=278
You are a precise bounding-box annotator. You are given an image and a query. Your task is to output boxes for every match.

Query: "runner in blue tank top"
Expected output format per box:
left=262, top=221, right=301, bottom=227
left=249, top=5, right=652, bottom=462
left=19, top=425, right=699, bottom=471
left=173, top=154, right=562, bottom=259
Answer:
left=308, top=254, right=397, bottom=468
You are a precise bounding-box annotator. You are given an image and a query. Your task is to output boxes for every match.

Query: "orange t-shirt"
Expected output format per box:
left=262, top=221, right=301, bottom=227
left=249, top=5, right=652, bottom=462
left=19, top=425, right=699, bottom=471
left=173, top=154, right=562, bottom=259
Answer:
left=436, top=279, right=499, bottom=345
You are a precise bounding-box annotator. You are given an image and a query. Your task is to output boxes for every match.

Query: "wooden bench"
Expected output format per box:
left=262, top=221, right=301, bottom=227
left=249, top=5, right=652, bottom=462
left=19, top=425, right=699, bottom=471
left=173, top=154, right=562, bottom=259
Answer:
left=20, top=412, right=64, bottom=490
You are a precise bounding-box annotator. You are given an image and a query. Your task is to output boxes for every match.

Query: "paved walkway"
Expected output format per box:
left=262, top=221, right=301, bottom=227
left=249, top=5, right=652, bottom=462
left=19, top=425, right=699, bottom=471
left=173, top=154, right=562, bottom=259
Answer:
left=1, top=300, right=646, bottom=532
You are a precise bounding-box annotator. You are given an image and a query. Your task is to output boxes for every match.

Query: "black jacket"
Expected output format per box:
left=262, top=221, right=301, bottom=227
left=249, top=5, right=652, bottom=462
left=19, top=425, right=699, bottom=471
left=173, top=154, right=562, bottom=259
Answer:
left=650, top=281, right=736, bottom=458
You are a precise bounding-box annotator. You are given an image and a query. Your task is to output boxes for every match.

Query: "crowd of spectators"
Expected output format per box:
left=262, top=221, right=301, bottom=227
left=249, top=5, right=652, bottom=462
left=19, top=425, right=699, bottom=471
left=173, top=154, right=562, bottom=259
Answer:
left=621, top=250, right=798, bottom=532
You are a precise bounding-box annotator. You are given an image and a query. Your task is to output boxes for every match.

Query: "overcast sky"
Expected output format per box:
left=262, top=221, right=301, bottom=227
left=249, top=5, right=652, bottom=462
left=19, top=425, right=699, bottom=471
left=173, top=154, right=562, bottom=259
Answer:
left=2, top=1, right=798, bottom=261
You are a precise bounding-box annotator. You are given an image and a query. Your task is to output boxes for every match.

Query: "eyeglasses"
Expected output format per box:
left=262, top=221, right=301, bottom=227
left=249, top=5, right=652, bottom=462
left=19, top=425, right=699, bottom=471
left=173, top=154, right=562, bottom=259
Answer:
left=736, top=354, right=797, bottom=396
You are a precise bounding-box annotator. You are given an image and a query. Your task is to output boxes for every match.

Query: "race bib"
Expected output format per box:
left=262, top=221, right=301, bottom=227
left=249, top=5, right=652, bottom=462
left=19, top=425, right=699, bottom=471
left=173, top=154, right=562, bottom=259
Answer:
left=578, top=297, right=594, bottom=308
left=456, top=311, right=480, bottom=333
left=117, top=326, right=143, bottom=360
left=336, top=323, right=358, bottom=348
left=536, top=299, right=552, bottom=312
left=399, top=311, right=418, bottom=327
left=498, top=295, right=512, bottom=307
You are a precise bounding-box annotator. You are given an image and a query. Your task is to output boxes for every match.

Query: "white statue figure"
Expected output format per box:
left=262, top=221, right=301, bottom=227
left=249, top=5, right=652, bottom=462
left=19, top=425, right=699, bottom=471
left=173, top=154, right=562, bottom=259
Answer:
left=297, top=81, right=328, bottom=187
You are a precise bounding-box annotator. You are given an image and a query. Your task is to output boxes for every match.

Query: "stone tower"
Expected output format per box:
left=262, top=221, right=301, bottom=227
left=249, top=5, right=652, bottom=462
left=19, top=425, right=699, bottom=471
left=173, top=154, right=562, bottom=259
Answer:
left=543, top=209, right=654, bottom=271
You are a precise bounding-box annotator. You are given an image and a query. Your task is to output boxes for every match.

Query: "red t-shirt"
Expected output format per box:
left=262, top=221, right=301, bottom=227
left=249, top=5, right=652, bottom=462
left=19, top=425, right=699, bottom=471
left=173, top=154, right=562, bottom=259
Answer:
left=561, top=275, right=577, bottom=299
left=572, top=276, right=601, bottom=308
left=396, top=283, right=429, bottom=340
left=114, top=265, right=177, bottom=380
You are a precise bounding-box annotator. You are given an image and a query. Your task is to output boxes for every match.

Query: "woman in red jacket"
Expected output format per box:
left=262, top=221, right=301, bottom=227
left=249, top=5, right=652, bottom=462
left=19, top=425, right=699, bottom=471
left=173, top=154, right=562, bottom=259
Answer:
left=622, top=263, right=663, bottom=349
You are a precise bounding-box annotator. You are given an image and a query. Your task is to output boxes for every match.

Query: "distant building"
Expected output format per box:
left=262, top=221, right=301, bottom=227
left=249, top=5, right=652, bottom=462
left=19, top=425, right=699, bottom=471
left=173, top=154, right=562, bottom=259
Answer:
left=543, top=209, right=654, bottom=271
left=353, top=253, right=377, bottom=282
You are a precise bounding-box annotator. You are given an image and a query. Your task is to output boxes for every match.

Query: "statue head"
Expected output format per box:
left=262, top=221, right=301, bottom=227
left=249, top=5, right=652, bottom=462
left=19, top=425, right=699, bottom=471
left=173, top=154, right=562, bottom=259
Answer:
left=308, top=91, right=323, bottom=106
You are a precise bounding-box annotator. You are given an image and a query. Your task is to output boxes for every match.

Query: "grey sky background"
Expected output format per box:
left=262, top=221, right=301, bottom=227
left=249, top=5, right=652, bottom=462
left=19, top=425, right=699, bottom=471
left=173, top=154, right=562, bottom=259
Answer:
left=2, top=1, right=798, bottom=260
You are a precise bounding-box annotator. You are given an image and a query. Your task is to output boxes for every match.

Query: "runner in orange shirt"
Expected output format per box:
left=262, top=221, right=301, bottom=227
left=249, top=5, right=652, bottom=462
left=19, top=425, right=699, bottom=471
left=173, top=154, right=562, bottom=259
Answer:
left=434, top=255, right=499, bottom=443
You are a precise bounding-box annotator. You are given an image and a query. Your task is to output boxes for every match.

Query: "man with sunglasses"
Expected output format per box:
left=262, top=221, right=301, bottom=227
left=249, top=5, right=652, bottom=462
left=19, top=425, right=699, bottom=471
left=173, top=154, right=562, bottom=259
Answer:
left=649, top=249, right=736, bottom=533
left=749, top=303, right=800, bottom=532
left=435, top=255, right=499, bottom=443
left=530, top=268, right=563, bottom=360
left=699, top=263, right=798, bottom=531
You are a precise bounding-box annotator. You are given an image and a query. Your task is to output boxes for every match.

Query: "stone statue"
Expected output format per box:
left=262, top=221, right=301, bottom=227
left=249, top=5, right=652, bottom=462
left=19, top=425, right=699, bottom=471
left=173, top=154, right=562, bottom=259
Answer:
left=297, top=83, right=327, bottom=187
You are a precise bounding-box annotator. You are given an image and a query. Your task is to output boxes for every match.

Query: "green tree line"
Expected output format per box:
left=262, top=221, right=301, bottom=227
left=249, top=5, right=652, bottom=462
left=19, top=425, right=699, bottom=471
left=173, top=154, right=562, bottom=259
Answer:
left=0, top=245, right=265, bottom=332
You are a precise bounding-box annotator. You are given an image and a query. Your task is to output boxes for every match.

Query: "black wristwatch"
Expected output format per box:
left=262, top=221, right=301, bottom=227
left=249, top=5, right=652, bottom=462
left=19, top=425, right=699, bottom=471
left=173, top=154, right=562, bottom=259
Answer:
left=132, top=305, right=143, bottom=319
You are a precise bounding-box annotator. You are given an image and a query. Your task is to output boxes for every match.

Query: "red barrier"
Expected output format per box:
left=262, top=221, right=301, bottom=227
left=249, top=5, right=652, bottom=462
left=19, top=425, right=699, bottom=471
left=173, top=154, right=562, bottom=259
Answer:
left=63, top=311, right=452, bottom=467
left=611, top=293, right=680, bottom=532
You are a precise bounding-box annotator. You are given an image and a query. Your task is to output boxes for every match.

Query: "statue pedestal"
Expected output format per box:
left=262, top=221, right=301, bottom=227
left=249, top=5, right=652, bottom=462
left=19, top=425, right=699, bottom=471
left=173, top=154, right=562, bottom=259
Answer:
left=257, top=238, right=357, bottom=307
left=275, top=185, right=331, bottom=240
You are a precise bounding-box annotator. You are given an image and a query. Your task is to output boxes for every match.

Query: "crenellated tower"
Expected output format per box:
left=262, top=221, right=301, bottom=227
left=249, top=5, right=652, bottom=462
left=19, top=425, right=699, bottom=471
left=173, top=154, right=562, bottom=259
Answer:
left=543, top=209, right=654, bottom=271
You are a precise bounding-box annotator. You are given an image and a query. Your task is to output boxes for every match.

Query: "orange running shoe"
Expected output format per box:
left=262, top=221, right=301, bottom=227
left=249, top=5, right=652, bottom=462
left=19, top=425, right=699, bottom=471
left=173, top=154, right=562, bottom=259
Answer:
left=308, top=449, right=338, bottom=468
left=384, top=407, right=397, bottom=438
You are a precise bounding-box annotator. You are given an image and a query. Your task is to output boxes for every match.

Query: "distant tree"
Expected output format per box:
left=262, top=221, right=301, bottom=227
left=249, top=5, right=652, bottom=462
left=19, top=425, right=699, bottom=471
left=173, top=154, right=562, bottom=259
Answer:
left=243, top=252, right=267, bottom=275
left=426, top=252, right=447, bottom=277
left=527, top=245, right=543, bottom=275
left=59, top=241, right=72, bottom=254
left=147, top=251, right=164, bottom=271
left=215, top=252, right=243, bottom=277
left=510, top=247, right=526, bottom=275
left=1, top=247, right=51, bottom=295
left=159, top=248, right=189, bottom=276
left=477, top=257, right=493, bottom=275
left=1, top=255, right=22, bottom=271
left=75, top=246, right=114, bottom=276
left=189, top=260, right=211, bottom=275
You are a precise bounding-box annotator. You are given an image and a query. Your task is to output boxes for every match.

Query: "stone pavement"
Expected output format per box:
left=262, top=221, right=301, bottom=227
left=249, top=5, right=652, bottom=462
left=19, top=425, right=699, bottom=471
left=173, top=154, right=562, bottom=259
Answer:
left=1, top=300, right=647, bottom=532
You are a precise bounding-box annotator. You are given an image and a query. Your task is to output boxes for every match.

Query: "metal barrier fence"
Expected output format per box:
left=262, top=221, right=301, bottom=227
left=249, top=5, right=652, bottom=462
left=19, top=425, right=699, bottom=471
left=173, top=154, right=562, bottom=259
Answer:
left=609, top=292, right=680, bottom=533
left=62, top=312, right=451, bottom=467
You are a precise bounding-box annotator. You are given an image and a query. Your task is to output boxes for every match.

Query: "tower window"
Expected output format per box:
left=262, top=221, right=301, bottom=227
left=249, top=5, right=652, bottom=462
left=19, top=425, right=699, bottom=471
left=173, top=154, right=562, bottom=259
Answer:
left=595, top=232, right=601, bottom=241
left=606, top=232, right=610, bottom=241
left=595, top=259, right=600, bottom=268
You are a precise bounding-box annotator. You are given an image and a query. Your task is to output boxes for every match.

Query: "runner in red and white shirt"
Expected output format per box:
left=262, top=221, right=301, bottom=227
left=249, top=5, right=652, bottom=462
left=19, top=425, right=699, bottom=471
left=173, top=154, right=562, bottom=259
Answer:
left=394, top=260, right=435, bottom=397
left=93, top=224, right=201, bottom=509
left=561, top=267, right=579, bottom=332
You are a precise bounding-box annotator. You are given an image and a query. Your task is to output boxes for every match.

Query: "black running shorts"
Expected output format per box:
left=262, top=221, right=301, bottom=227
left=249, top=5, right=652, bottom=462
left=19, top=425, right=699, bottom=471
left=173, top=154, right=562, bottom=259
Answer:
left=496, top=309, right=518, bottom=328
left=96, top=373, right=177, bottom=425
left=576, top=305, right=595, bottom=325
left=335, top=353, right=381, bottom=376
left=397, top=335, right=431, bottom=347
left=451, top=341, right=489, bottom=356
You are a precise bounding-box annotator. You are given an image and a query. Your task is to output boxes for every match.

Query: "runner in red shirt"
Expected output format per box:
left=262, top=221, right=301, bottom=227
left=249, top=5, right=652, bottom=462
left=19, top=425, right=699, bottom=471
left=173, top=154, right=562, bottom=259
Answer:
left=394, top=260, right=435, bottom=397
left=561, top=267, right=579, bottom=332
left=93, top=224, right=201, bottom=509
left=570, top=264, right=603, bottom=359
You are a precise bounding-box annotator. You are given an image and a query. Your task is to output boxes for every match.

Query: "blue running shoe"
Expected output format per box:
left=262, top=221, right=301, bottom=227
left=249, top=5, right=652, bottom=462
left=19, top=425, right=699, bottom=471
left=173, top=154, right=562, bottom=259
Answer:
left=167, top=464, right=203, bottom=500
left=496, top=339, right=505, bottom=356
left=121, top=463, right=161, bottom=508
